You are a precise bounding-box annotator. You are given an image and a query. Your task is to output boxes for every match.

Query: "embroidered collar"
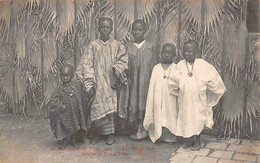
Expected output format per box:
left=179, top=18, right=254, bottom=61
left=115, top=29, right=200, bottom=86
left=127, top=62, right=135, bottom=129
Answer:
left=133, top=40, right=146, bottom=49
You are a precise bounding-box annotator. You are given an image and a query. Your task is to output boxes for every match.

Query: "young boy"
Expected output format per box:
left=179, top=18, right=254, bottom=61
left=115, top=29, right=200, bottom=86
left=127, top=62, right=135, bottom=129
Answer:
left=127, top=19, right=157, bottom=140
left=76, top=17, right=128, bottom=145
left=169, top=40, right=226, bottom=150
left=143, top=43, right=178, bottom=143
left=49, top=64, right=87, bottom=149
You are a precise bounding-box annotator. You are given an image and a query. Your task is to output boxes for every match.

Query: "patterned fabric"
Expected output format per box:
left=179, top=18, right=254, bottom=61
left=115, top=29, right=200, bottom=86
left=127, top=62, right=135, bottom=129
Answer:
left=76, top=39, right=128, bottom=123
left=97, top=117, right=115, bottom=135
left=48, top=81, right=87, bottom=141
left=126, top=41, right=157, bottom=123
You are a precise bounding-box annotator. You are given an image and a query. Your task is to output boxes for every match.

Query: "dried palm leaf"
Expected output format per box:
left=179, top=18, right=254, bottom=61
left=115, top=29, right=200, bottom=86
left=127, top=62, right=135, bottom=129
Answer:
left=0, top=0, right=11, bottom=29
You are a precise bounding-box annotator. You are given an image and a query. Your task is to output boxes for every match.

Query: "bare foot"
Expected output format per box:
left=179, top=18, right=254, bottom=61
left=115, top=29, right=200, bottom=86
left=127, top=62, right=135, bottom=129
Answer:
left=191, top=141, right=201, bottom=151
left=130, top=130, right=148, bottom=140
left=106, top=134, right=115, bottom=145
left=59, top=143, right=67, bottom=149
left=58, top=138, right=68, bottom=149
left=181, top=141, right=194, bottom=149
left=70, top=139, right=81, bottom=148
left=90, top=134, right=101, bottom=145
left=130, top=124, right=148, bottom=140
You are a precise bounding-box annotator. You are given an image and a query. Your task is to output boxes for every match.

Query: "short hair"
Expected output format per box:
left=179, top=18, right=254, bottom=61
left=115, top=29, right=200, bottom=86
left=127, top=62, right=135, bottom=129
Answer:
left=60, top=64, right=74, bottom=74
left=184, top=40, right=199, bottom=49
left=132, top=19, right=147, bottom=29
left=98, top=17, right=113, bottom=26
left=162, top=43, right=176, bottom=52
left=162, top=43, right=176, bottom=57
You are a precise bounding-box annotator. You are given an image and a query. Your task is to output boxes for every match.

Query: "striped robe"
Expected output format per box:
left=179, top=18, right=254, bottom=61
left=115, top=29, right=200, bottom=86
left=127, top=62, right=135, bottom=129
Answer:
left=76, top=39, right=128, bottom=130
left=127, top=41, right=157, bottom=124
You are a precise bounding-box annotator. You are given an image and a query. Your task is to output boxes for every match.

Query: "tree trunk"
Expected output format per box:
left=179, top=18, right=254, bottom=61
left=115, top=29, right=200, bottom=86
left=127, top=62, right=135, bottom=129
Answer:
left=73, top=0, right=77, bottom=70
left=55, top=0, right=60, bottom=61
left=221, top=0, right=228, bottom=80
left=114, top=0, right=117, bottom=39
left=155, top=1, right=162, bottom=57
left=177, top=0, right=182, bottom=61
left=219, top=0, right=228, bottom=136
left=134, top=0, right=138, bottom=20
left=9, top=0, right=16, bottom=114
left=242, top=0, right=249, bottom=137
left=199, top=0, right=205, bottom=58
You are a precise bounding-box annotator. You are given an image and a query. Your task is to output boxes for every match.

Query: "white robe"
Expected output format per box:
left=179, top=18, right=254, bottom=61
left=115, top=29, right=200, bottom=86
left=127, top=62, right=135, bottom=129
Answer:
left=144, top=63, right=178, bottom=143
left=169, top=59, right=226, bottom=138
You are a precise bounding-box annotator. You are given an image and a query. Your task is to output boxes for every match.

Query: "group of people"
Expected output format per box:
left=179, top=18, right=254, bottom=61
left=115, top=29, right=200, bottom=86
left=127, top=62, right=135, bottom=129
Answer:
left=48, top=17, right=227, bottom=151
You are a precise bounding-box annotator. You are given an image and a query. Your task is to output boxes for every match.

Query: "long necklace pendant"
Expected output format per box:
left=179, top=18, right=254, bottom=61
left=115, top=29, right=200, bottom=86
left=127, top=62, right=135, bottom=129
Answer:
left=187, top=72, right=193, bottom=77
left=163, top=75, right=168, bottom=79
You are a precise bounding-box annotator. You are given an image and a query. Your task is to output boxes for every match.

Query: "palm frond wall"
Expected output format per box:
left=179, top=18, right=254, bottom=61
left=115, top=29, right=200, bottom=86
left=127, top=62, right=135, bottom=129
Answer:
left=0, top=0, right=259, bottom=138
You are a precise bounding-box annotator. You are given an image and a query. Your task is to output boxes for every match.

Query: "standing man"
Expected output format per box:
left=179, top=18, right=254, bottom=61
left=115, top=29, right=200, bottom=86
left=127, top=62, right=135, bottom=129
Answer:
left=76, top=17, right=128, bottom=145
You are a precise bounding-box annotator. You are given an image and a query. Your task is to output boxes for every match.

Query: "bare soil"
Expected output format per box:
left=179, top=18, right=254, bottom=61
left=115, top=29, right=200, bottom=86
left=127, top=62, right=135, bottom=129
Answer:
left=0, top=113, right=181, bottom=163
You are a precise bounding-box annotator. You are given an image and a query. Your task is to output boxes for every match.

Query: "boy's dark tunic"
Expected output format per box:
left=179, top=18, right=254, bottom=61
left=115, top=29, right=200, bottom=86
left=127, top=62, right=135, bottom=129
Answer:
left=49, top=81, right=87, bottom=141
left=126, top=41, right=157, bottom=123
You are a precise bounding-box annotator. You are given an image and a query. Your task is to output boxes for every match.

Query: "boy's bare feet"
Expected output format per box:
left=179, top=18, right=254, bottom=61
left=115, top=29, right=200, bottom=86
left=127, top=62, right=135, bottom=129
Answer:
left=130, top=124, right=148, bottom=140
left=90, top=134, right=100, bottom=145
left=58, top=138, right=68, bottom=149
left=70, top=138, right=81, bottom=148
left=181, top=141, right=194, bottom=149
left=130, top=131, right=148, bottom=140
left=191, top=142, right=201, bottom=151
left=59, top=143, right=67, bottom=149
left=106, top=133, right=115, bottom=145
left=191, top=135, right=201, bottom=151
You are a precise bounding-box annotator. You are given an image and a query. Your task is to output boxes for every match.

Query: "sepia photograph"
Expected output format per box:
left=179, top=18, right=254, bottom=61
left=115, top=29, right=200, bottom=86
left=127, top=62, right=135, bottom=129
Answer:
left=0, top=0, right=260, bottom=162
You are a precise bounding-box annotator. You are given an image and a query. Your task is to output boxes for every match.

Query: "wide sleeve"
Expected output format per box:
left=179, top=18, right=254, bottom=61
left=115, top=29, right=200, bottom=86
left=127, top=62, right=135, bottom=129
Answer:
left=76, top=43, right=96, bottom=91
left=112, top=42, right=128, bottom=75
left=168, top=64, right=180, bottom=96
left=206, top=65, right=227, bottom=107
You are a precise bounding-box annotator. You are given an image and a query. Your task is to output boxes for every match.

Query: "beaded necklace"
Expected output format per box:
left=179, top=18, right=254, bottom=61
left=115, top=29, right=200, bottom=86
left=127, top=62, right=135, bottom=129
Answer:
left=62, top=82, right=75, bottom=97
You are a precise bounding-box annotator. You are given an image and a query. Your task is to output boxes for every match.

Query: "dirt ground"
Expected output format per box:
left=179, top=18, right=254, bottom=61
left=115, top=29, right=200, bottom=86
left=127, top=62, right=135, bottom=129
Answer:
left=0, top=113, right=181, bottom=163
